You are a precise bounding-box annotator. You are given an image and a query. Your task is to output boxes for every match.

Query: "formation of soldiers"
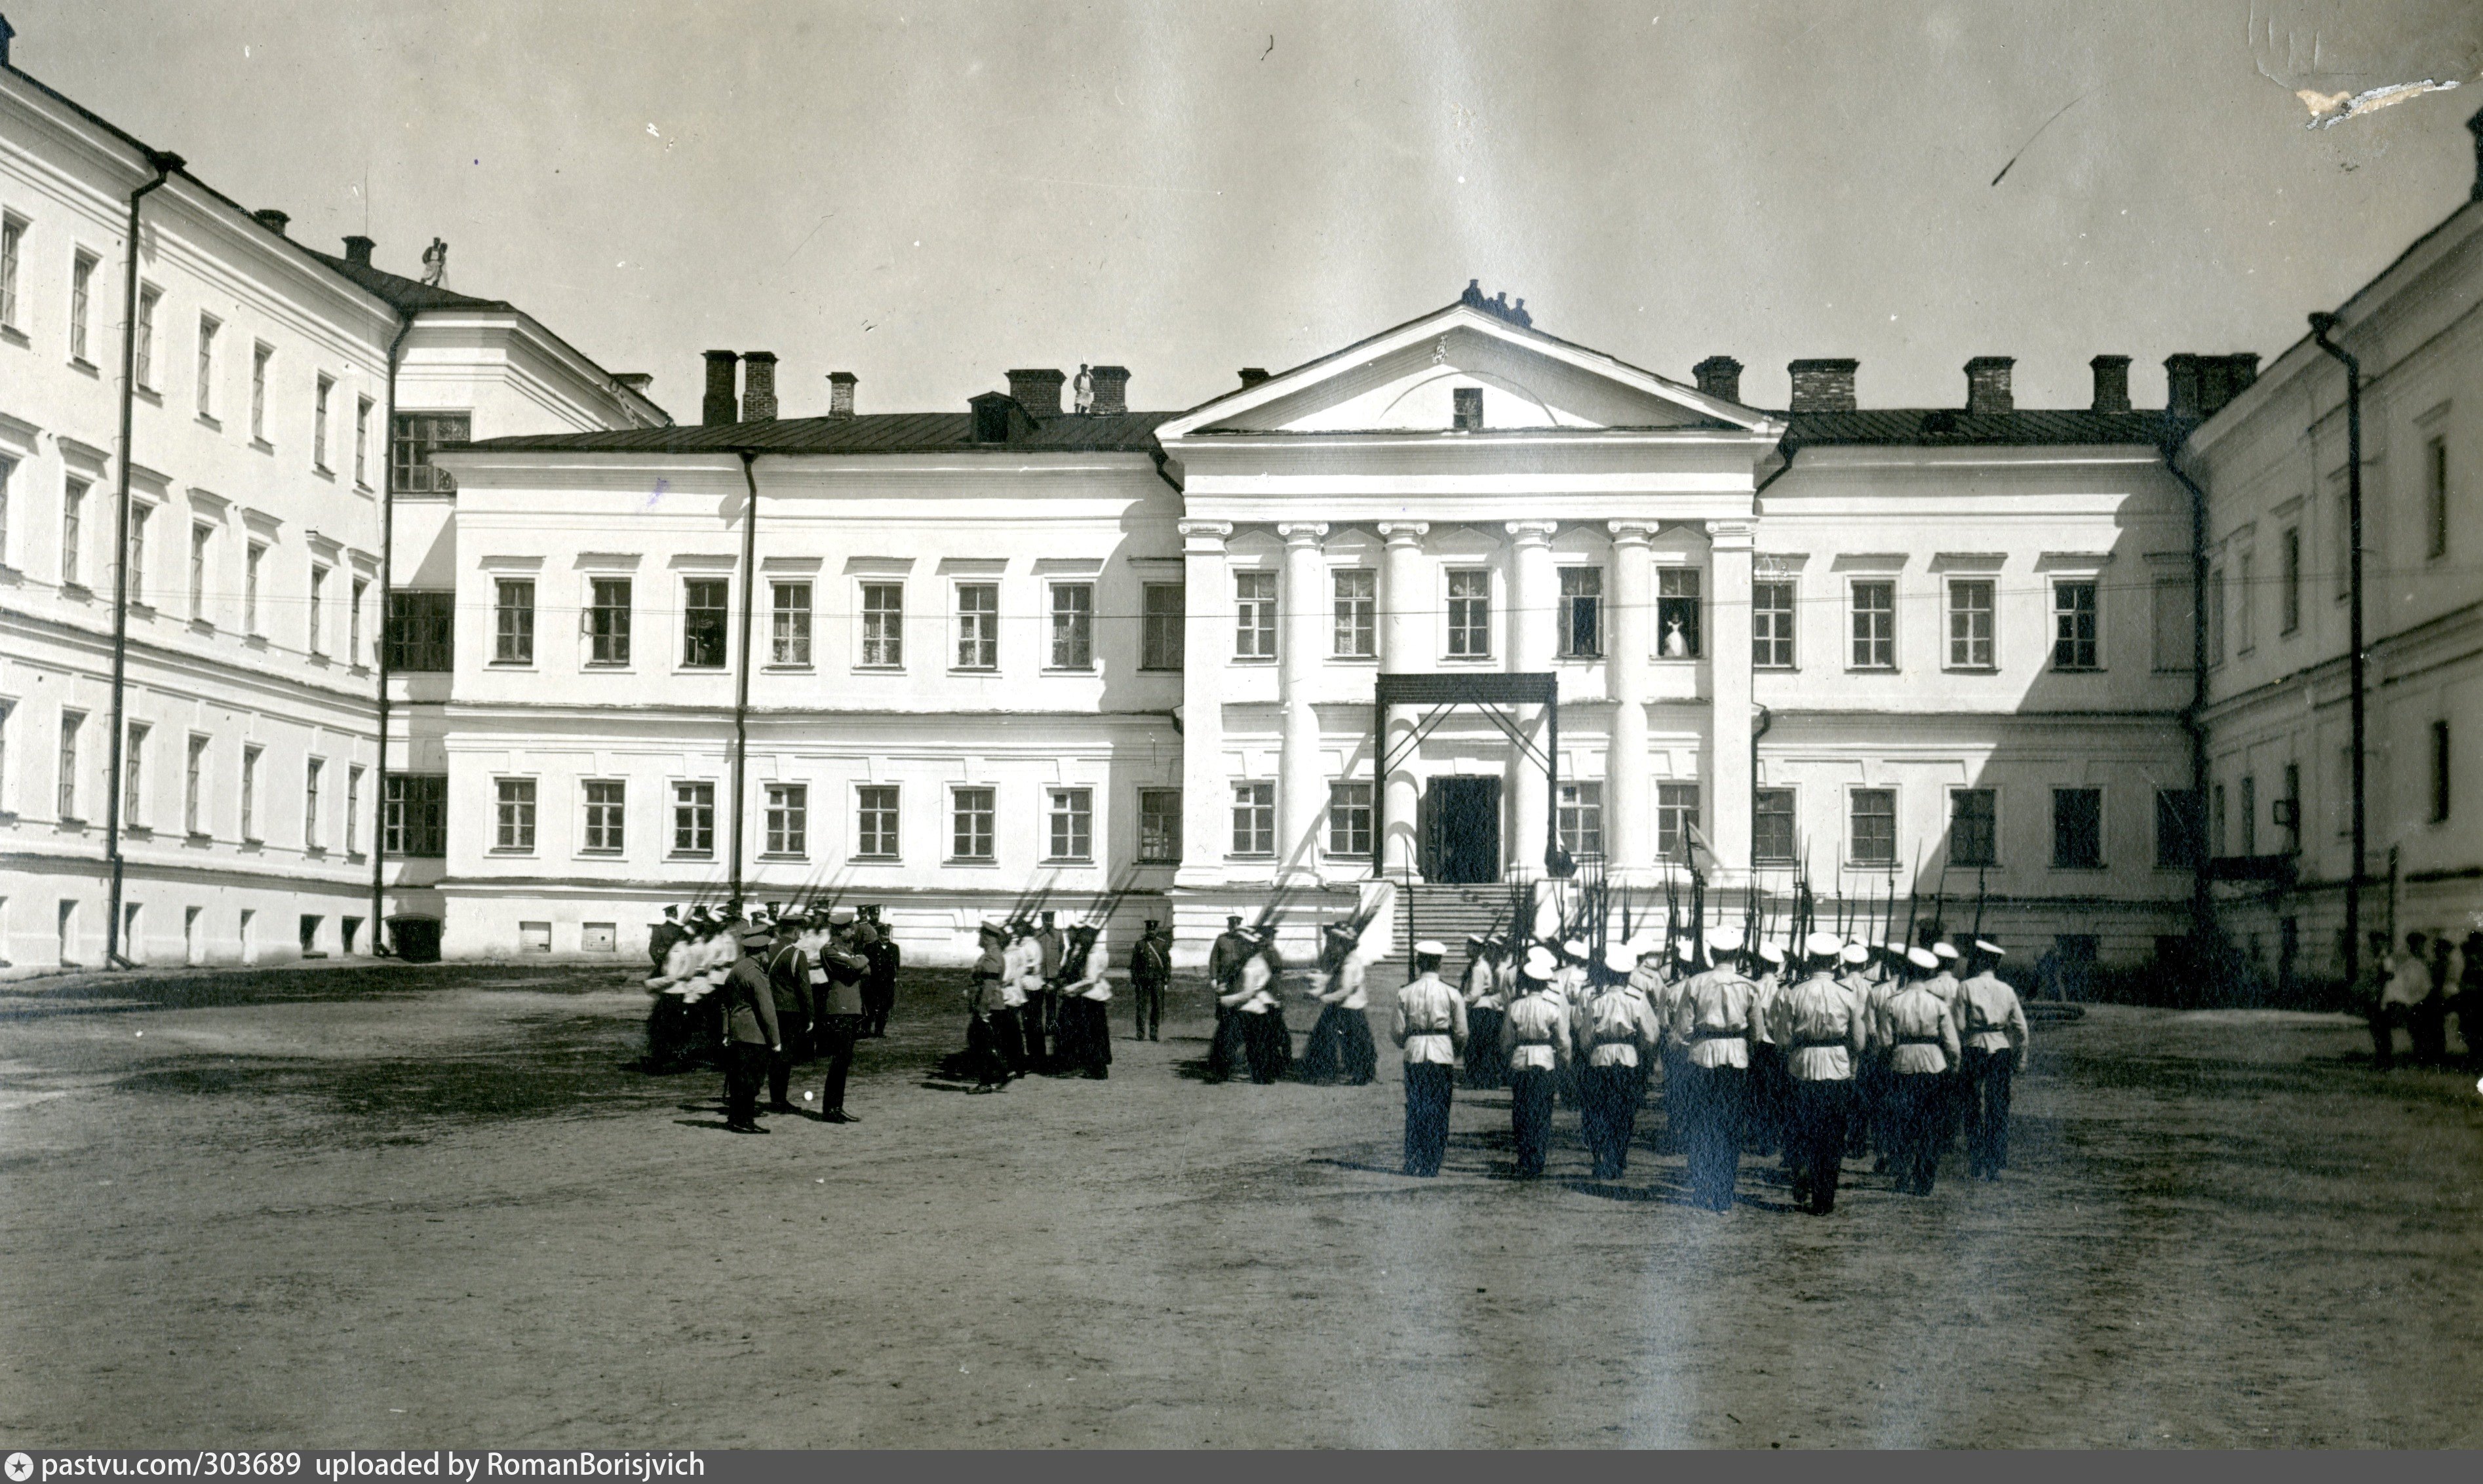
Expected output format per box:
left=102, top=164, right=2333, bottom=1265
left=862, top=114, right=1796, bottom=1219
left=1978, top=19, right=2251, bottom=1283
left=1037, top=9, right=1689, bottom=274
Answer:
left=948, top=909, right=1137, bottom=1091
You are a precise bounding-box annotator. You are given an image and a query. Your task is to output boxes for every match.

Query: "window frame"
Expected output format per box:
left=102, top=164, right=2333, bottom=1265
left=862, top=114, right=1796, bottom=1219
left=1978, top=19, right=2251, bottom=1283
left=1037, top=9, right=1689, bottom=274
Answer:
left=1752, top=581, right=1796, bottom=670
left=383, top=590, right=454, bottom=672
left=60, top=476, right=86, bottom=588
left=1230, top=780, right=1276, bottom=857
left=581, top=779, right=627, bottom=855
left=1752, top=786, right=1797, bottom=865
left=1555, top=779, right=1603, bottom=861
left=1847, top=786, right=1898, bottom=867
left=239, top=742, right=262, bottom=842
left=1140, top=582, right=1186, bottom=671
left=671, top=780, right=718, bottom=859
left=952, top=580, right=998, bottom=672
left=184, top=733, right=208, bottom=836
left=587, top=577, right=633, bottom=667
left=1327, top=780, right=1374, bottom=859
left=857, top=579, right=905, bottom=669
left=1655, top=566, right=1702, bottom=659
left=121, top=722, right=147, bottom=830
left=493, top=776, right=538, bottom=854
left=1948, top=786, right=1999, bottom=868
left=1234, top=570, right=1277, bottom=661
left=58, top=709, right=84, bottom=821
left=313, top=374, right=334, bottom=473
left=948, top=785, right=996, bottom=863
left=853, top=783, right=901, bottom=861
left=1445, top=568, right=1493, bottom=659
left=1047, top=581, right=1094, bottom=671
left=382, top=773, right=447, bottom=857
left=1137, top=787, right=1183, bottom=864
left=1848, top=579, right=1896, bottom=671
left=493, top=579, right=536, bottom=665
left=763, top=782, right=809, bottom=859
left=2052, top=579, right=2102, bottom=671
left=1044, top=785, right=1094, bottom=863
left=1332, top=567, right=1377, bottom=659
left=2279, top=526, right=2302, bottom=635
left=134, top=283, right=159, bottom=390
left=770, top=580, right=813, bottom=667
left=0, top=213, right=22, bottom=332
left=389, top=411, right=471, bottom=496
left=2051, top=786, right=2105, bottom=870
left=68, top=249, right=97, bottom=366
left=1656, top=782, right=1702, bottom=865
left=1556, top=565, right=1603, bottom=660
left=249, top=341, right=273, bottom=445
left=680, top=577, right=730, bottom=670
left=195, top=314, right=219, bottom=421
left=1945, top=577, right=1996, bottom=671
left=2425, top=435, right=2449, bottom=561
left=303, top=756, right=324, bottom=852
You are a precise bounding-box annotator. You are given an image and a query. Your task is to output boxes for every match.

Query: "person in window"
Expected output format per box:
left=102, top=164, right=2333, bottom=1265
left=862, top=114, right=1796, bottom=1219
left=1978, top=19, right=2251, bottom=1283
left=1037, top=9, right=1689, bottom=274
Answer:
left=1662, top=616, right=1691, bottom=658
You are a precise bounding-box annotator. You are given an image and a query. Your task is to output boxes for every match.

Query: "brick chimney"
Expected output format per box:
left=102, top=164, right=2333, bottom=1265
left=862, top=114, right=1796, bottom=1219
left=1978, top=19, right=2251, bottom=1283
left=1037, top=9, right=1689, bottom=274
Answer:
left=826, top=372, right=857, bottom=419
left=1006, top=368, right=1065, bottom=415
left=252, top=208, right=289, bottom=236
left=1964, top=357, right=2014, bottom=416
left=1089, top=365, right=1130, bottom=416
left=2164, top=353, right=2261, bottom=421
left=342, top=235, right=375, bottom=266
left=1788, top=359, right=1858, bottom=414
left=1238, top=368, right=1271, bottom=388
left=740, top=351, right=778, bottom=422
left=701, top=350, right=739, bottom=426
left=1692, top=356, right=1743, bottom=402
left=2089, top=355, right=2132, bottom=414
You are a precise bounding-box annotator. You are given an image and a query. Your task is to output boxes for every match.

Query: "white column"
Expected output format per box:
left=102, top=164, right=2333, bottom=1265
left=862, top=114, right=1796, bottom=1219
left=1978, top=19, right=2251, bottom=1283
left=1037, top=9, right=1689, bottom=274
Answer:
left=1276, top=521, right=1329, bottom=884
left=1506, top=519, right=1559, bottom=879
left=1175, top=519, right=1232, bottom=891
left=1377, top=521, right=1429, bottom=880
left=1607, top=520, right=1656, bottom=883
left=1706, top=518, right=1757, bottom=888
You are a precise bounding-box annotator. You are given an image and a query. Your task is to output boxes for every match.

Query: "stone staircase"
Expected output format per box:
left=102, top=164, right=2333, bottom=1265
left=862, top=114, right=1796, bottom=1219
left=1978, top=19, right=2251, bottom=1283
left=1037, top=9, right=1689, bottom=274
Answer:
left=1362, top=880, right=1529, bottom=977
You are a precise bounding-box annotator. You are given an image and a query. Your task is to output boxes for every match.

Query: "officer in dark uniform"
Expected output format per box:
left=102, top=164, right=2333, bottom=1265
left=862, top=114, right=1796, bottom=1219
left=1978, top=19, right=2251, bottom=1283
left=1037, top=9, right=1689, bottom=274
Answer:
left=859, top=905, right=901, bottom=1038
left=717, top=922, right=783, bottom=1133
left=1130, top=919, right=1171, bottom=1041
left=762, top=913, right=815, bottom=1114
left=809, top=908, right=870, bottom=1123
left=648, top=905, right=686, bottom=978
left=1205, top=914, right=1254, bottom=1082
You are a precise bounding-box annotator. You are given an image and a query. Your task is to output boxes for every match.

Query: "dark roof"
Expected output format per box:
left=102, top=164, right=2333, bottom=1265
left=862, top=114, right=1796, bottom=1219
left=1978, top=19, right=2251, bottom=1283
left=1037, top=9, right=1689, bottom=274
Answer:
left=303, top=250, right=514, bottom=315
left=1780, top=409, right=2171, bottom=448
left=459, top=410, right=1179, bottom=457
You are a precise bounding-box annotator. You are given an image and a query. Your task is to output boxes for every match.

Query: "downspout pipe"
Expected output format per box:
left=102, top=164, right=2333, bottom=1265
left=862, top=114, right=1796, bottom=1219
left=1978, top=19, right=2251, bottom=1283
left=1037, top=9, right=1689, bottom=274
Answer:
left=2308, top=313, right=2366, bottom=989
left=2157, top=429, right=2216, bottom=961
left=103, top=147, right=184, bottom=970
left=370, top=310, right=415, bottom=952
left=729, top=450, right=761, bottom=916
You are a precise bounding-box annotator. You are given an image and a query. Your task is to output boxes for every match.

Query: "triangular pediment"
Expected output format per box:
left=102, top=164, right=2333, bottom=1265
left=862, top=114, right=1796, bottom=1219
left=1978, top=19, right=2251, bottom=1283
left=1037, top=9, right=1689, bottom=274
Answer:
left=1157, top=303, right=1778, bottom=442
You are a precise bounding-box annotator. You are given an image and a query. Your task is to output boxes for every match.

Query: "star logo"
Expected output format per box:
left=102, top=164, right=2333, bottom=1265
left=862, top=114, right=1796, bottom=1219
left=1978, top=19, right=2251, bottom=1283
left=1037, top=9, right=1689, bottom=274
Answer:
left=7, top=1452, right=36, bottom=1481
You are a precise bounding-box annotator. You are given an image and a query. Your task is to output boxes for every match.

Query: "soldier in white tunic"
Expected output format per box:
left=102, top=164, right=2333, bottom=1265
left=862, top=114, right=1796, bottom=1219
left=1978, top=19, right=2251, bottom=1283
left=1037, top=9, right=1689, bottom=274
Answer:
left=1391, top=942, right=1468, bottom=1177
left=1955, top=939, right=2030, bottom=1179
left=1576, top=945, right=1661, bottom=1179
left=1667, top=926, right=1767, bottom=1211
left=1772, top=932, right=1869, bottom=1214
left=1500, top=948, right=1571, bottom=1178
left=1877, top=946, right=1964, bottom=1196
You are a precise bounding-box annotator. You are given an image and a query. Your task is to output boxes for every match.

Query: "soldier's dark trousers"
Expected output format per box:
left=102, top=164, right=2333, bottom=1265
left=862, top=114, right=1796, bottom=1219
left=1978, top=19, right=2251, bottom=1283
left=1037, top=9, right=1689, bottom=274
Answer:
left=1207, top=1004, right=1242, bottom=1081
left=1462, top=1009, right=1506, bottom=1088
left=1580, top=1064, right=1639, bottom=1178
left=963, top=1013, right=1009, bottom=1089
left=1022, top=991, right=1053, bottom=1068
left=815, top=1014, right=863, bottom=1113
left=767, top=1040, right=801, bottom=1108
left=1748, top=1044, right=1788, bottom=1156
left=1508, top=1068, right=1555, bottom=1176
left=2368, top=1004, right=2400, bottom=1070
left=1888, top=1072, right=1944, bottom=1194
left=993, top=1006, right=1029, bottom=1076
left=2411, top=998, right=2450, bottom=1065
left=1961, top=1047, right=2014, bottom=1177
left=1403, top=1063, right=1455, bottom=1176
left=1786, top=1079, right=1852, bottom=1213
left=863, top=981, right=895, bottom=1038
left=1299, top=1006, right=1353, bottom=1084
left=1242, top=1009, right=1291, bottom=1084
left=1132, top=979, right=1163, bottom=1040
left=1658, top=1045, right=1691, bottom=1152
left=1681, top=1063, right=1746, bottom=1210
left=1847, top=1060, right=1879, bottom=1158
left=722, top=1042, right=768, bottom=1130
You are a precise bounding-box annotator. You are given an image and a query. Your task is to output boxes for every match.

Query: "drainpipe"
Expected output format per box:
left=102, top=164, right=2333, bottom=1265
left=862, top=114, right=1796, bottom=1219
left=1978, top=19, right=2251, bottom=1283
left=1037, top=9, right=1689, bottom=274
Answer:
left=728, top=450, right=760, bottom=916
left=370, top=310, right=415, bottom=952
left=2158, top=434, right=2216, bottom=960
left=102, top=147, right=184, bottom=970
left=2308, top=313, right=2366, bottom=988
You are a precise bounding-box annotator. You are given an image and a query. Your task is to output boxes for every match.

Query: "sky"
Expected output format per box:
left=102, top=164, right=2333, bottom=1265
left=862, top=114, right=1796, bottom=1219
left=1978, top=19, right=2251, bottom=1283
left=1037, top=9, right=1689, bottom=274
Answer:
left=10, top=0, right=2482, bottom=421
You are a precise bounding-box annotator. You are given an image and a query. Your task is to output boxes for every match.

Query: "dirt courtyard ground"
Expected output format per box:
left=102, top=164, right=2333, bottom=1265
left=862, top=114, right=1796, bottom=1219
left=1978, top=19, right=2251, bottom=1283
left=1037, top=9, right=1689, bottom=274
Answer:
left=1, top=959, right=2478, bottom=1449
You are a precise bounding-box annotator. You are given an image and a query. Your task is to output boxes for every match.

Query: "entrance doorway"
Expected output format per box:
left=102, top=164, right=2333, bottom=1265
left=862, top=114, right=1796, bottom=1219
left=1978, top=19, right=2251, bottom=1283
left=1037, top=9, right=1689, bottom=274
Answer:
left=1422, top=777, right=1502, bottom=883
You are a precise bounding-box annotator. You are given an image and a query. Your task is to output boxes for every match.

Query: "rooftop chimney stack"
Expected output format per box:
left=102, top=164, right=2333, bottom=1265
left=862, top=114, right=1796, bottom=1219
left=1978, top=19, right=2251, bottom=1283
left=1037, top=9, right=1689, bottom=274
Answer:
left=252, top=208, right=290, bottom=237
left=1692, top=355, right=1744, bottom=402
left=701, top=350, right=740, bottom=426
left=1787, top=359, right=1858, bottom=414
left=2088, top=355, right=2132, bottom=414
left=1089, top=365, right=1129, bottom=416
left=826, top=372, right=857, bottom=419
left=342, top=235, right=375, bottom=266
left=739, top=351, right=778, bottom=422
left=1006, top=368, right=1065, bottom=415
left=1238, top=368, right=1271, bottom=388
left=2164, top=352, right=2261, bottom=421
left=1964, top=356, right=2015, bottom=416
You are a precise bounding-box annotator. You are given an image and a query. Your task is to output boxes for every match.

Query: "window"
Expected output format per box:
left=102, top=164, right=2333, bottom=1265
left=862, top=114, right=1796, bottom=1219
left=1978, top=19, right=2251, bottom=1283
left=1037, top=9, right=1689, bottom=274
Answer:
left=390, top=412, right=470, bottom=494
left=854, top=785, right=899, bottom=859
left=494, top=778, right=536, bottom=852
left=1139, top=788, right=1183, bottom=863
left=1753, top=788, right=1796, bottom=865
left=239, top=743, right=260, bottom=841
left=354, top=397, right=372, bottom=487
left=349, top=577, right=367, bottom=663
left=195, top=315, right=218, bottom=419
left=1135, top=582, right=1184, bottom=671
left=2426, top=436, right=2450, bottom=560
left=770, top=581, right=810, bottom=665
left=1447, top=569, right=1491, bottom=657
left=2152, top=573, right=2193, bottom=671
left=2281, top=762, right=2301, bottom=854
left=0, top=214, right=20, bottom=328
left=1950, top=788, right=1997, bottom=867
left=134, top=285, right=159, bottom=389
left=2052, top=788, right=2103, bottom=869
left=304, top=758, right=324, bottom=851
left=582, top=781, right=626, bottom=853
left=682, top=578, right=728, bottom=669
left=954, top=583, right=997, bottom=670
left=1048, top=583, right=1093, bottom=669
left=385, top=591, right=454, bottom=671
left=307, top=564, right=328, bottom=655
left=69, top=250, right=96, bottom=364
left=1849, top=788, right=1896, bottom=866
left=2280, top=528, right=2301, bottom=635
left=2054, top=579, right=2100, bottom=669
left=2235, top=554, right=2256, bottom=654
left=1557, top=567, right=1603, bottom=658
left=1850, top=581, right=1894, bottom=669
left=383, top=774, right=447, bottom=857
left=244, top=541, right=264, bottom=634
left=2240, top=775, right=2258, bottom=856
left=1658, top=782, right=1702, bottom=863
left=2155, top=789, right=2202, bottom=869
left=60, top=478, right=85, bottom=587
left=1328, top=781, right=1374, bottom=857
left=250, top=342, right=271, bottom=442
left=1947, top=579, right=1995, bottom=669
left=184, top=734, right=207, bottom=834
left=671, top=782, right=716, bottom=857
left=1231, top=781, right=1275, bottom=855
left=1753, top=581, right=1795, bottom=669
left=1657, top=568, right=1702, bottom=658
left=346, top=766, right=362, bottom=855
left=1556, top=781, right=1603, bottom=860
left=2433, top=719, right=2453, bottom=824
left=1333, top=569, right=1377, bottom=657
left=764, top=783, right=808, bottom=857
left=0, top=456, right=11, bottom=568
left=1046, top=787, right=1093, bottom=861
left=1453, top=385, right=1483, bottom=431
left=126, top=503, right=149, bottom=599
left=57, top=711, right=82, bottom=819
left=1235, top=571, right=1277, bottom=659
left=309, top=380, right=334, bottom=475
left=950, top=786, right=995, bottom=861
left=2212, top=783, right=2227, bottom=858
left=859, top=581, right=903, bottom=667
left=122, top=723, right=147, bottom=827
left=588, top=577, right=632, bottom=664
left=2207, top=566, right=2227, bottom=665
left=494, top=581, right=535, bottom=663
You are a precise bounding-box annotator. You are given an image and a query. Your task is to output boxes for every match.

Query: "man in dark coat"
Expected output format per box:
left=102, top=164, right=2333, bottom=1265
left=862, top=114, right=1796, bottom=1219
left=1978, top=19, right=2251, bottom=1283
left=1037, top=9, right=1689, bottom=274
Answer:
left=808, top=909, right=871, bottom=1123
left=1205, top=914, right=1254, bottom=1082
left=762, top=914, right=815, bottom=1113
left=1129, top=919, right=1171, bottom=1042
left=717, top=922, right=783, bottom=1133
left=859, top=906, right=901, bottom=1038
left=647, top=905, right=686, bottom=978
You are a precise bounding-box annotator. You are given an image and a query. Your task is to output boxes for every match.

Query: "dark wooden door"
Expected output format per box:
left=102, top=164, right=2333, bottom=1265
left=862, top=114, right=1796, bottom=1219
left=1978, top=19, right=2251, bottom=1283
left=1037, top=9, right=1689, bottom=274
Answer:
left=1422, top=777, right=1502, bottom=884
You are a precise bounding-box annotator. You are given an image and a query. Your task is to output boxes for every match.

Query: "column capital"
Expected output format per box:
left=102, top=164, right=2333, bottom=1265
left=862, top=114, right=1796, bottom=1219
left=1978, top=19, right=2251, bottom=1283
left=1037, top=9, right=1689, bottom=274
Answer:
left=1607, top=519, right=1660, bottom=545
left=1276, top=521, right=1330, bottom=546
left=1704, top=518, right=1758, bottom=551
left=1504, top=518, right=1559, bottom=545
left=1179, top=518, right=1234, bottom=552
left=1376, top=520, right=1431, bottom=545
